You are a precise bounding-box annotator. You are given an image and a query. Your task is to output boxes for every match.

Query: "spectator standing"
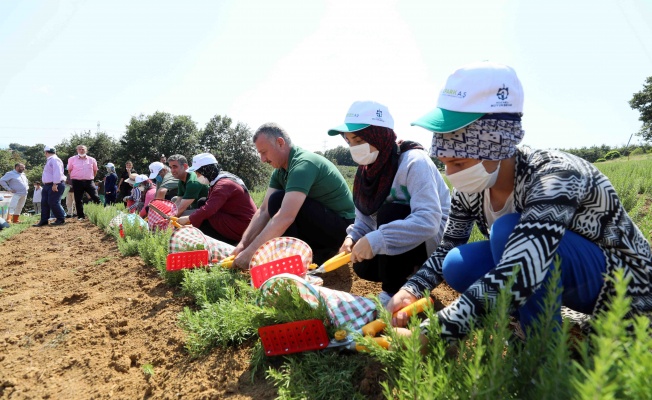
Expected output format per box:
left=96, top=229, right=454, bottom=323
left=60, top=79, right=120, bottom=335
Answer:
left=232, top=123, right=355, bottom=269
left=117, top=161, right=136, bottom=202
left=167, top=154, right=209, bottom=217
left=176, top=153, right=257, bottom=245
left=148, top=162, right=178, bottom=200
left=67, top=144, right=101, bottom=220
left=33, top=146, right=66, bottom=226
left=0, top=163, right=29, bottom=223
left=64, top=172, right=76, bottom=217
left=104, top=163, right=119, bottom=206
left=33, top=182, right=42, bottom=214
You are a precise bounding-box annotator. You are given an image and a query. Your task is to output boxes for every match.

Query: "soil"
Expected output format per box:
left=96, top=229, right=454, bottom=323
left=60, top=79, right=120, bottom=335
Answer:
left=0, top=220, right=458, bottom=399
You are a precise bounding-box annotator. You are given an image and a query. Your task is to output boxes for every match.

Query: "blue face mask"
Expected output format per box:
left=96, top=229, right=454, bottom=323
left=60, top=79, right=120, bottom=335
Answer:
left=155, top=175, right=163, bottom=183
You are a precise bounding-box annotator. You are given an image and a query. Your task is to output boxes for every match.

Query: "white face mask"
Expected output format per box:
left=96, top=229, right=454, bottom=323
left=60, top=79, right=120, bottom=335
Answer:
left=349, top=143, right=379, bottom=166
left=446, top=160, right=501, bottom=194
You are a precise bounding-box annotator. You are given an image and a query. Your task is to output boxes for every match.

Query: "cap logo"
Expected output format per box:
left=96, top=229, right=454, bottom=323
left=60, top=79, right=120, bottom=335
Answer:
left=346, top=113, right=359, bottom=118
left=442, top=88, right=467, bottom=98
left=376, top=110, right=382, bottom=118
left=496, top=84, right=509, bottom=100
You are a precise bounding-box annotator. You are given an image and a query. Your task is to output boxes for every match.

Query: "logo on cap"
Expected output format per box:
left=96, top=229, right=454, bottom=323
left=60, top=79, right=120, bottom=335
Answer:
left=376, top=110, right=383, bottom=118
left=497, top=84, right=509, bottom=100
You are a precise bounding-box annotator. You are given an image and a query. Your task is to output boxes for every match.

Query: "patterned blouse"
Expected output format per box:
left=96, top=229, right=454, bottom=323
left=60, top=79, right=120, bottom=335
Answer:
left=403, top=146, right=652, bottom=341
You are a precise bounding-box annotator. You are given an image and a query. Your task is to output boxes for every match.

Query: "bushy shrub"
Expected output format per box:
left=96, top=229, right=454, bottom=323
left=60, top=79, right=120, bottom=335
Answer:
left=595, top=158, right=607, bottom=163
left=605, top=150, right=621, bottom=160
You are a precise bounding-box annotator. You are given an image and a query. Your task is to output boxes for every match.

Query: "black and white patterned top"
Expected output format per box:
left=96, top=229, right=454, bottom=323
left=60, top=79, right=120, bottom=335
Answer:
left=403, top=146, right=652, bottom=341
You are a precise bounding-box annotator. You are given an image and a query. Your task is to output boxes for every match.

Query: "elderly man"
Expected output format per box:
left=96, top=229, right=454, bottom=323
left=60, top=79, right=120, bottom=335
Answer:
left=33, top=146, right=66, bottom=227
left=67, top=144, right=101, bottom=220
left=148, top=161, right=178, bottom=200
left=232, top=123, right=355, bottom=269
left=167, top=155, right=209, bottom=217
left=0, top=163, right=29, bottom=223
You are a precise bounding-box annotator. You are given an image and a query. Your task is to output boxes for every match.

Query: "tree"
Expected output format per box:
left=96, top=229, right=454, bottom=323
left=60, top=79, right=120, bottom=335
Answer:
left=55, top=131, right=119, bottom=177
left=629, top=76, right=652, bottom=142
left=199, top=115, right=270, bottom=189
left=324, top=146, right=355, bottom=166
left=8, top=143, right=45, bottom=169
left=117, top=111, right=200, bottom=172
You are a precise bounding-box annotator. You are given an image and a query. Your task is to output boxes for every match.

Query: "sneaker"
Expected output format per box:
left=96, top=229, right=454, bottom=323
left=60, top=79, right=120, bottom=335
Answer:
left=77, top=217, right=85, bottom=221
left=378, top=291, right=394, bottom=308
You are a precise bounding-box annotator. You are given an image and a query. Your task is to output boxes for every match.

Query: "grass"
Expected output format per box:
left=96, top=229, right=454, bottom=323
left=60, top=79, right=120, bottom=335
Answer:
left=0, top=214, right=38, bottom=243
left=70, top=157, right=652, bottom=399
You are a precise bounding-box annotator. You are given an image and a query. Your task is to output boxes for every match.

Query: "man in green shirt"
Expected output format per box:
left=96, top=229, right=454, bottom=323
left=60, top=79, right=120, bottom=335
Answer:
left=167, top=154, right=209, bottom=217
left=233, top=123, right=355, bottom=269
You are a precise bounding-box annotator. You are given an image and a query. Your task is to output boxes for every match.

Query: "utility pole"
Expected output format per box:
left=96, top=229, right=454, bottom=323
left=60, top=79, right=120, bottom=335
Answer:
left=97, top=121, right=100, bottom=133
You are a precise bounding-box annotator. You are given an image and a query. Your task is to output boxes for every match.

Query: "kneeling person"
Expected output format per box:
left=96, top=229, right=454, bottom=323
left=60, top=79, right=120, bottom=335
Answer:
left=176, top=153, right=257, bottom=246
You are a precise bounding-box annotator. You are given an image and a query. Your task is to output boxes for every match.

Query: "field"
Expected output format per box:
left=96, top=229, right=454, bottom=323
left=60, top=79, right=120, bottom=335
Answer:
left=0, top=156, right=651, bottom=399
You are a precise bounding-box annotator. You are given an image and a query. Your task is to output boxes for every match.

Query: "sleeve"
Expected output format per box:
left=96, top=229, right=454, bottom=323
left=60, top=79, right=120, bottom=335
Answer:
left=0, top=173, right=10, bottom=191
left=436, top=166, right=587, bottom=341
left=189, top=181, right=234, bottom=226
left=364, top=154, right=448, bottom=256
left=182, top=181, right=205, bottom=200
left=346, top=208, right=376, bottom=242
left=268, top=169, right=283, bottom=190
left=284, top=160, right=318, bottom=194
left=402, top=191, right=477, bottom=298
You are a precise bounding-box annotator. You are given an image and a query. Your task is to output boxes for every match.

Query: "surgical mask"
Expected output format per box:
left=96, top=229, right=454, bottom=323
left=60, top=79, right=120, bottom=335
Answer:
left=155, top=175, right=163, bottom=183
left=349, top=143, right=379, bottom=166
left=197, top=175, right=210, bottom=186
left=446, top=160, right=501, bottom=194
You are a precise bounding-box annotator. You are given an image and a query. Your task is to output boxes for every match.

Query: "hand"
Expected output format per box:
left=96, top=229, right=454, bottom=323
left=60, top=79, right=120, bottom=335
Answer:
left=234, top=248, right=252, bottom=270
left=338, top=237, right=354, bottom=254
left=177, top=216, right=190, bottom=225
left=231, top=242, right=245, bottom=256
left=52, top=185, right=58, bottom=193
left=350, top=236, right=373, bottom=263
left=387, top=289, right=418, bottom=327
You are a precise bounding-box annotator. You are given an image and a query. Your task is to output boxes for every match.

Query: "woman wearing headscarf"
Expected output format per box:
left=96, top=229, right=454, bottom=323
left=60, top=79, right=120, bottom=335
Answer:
left=176, top=153, right=257, bottom=245
left=104, top=163, right=118, bottom=206
left=389, top=61, right=652, bottom=344
left=327, top=101, right=451, bottom=306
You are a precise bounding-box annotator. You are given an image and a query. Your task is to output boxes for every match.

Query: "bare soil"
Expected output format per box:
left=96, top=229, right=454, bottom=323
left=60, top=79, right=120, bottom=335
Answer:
left=0, top=220, right=457, bottom=399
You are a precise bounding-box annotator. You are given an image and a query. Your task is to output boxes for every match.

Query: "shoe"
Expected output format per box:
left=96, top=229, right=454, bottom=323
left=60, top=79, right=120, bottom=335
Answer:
left=378, top=291, right=394, bottom=308
left=51, top=220, right=65, bottom=226
left=77, top=217, right=85, bottom=221
left=32, top=222, right=49, bottom=227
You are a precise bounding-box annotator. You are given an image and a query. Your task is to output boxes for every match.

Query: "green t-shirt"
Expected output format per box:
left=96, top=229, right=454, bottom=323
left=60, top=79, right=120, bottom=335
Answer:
left=177, top=171, right=209, bottom=209
left=269, top=146, right=355, bottom=219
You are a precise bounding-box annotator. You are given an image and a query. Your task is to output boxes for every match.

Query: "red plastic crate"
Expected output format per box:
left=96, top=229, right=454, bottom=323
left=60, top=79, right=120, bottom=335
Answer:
left=166, top=250, right=209, bottom=271
left=258, top=319, right=330, bottom=356
left=250, top=255, right=305, bottom=288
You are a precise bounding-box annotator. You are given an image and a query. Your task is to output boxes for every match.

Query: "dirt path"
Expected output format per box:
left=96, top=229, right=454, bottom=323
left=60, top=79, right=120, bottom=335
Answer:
left=0, top=221, right=458, bottom=399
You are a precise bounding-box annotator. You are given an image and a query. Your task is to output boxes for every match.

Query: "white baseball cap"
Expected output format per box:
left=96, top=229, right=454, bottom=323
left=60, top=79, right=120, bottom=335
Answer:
left=187, top=153, right=218, bottom=172
left=148, top=162, right=165, bottom=179
left=134, top=174, right=149, bottom=186
left=44, top=145, right=56, bottom=153
left=105, top=162, right=115, bottom=168
left=412, top=61, right=524, bottom=133
left=327, top=101, right=394, bottom=136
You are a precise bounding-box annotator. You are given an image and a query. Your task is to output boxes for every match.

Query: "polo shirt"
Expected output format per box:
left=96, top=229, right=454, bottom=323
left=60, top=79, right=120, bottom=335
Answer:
left=269, top=146, right=355, bottom=219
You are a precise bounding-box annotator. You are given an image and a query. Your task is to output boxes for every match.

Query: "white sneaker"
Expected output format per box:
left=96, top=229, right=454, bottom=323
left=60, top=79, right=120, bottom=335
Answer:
left=378, top=291, right=394, bottom=308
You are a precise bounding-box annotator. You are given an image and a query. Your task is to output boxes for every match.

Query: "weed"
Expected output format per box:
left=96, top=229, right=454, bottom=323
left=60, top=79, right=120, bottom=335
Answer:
left=141, top=363, right=155, bottom=376
left=93, top=256, right=114, bottom=265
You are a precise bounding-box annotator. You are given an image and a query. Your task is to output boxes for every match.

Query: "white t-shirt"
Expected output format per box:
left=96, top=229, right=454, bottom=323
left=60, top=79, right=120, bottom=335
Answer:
left=483, top=189, right=515, bottom=229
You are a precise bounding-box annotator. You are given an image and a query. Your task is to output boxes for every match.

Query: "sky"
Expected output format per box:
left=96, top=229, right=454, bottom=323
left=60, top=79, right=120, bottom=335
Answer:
left=1, top=0, right=651, bottom=154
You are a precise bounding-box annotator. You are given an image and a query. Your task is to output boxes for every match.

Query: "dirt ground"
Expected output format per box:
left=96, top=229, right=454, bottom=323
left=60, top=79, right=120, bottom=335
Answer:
left=0, top=220, right=458, bottom=399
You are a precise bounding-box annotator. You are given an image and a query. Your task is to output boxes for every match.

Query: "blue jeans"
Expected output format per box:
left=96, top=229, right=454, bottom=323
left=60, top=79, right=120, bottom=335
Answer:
left=442, top=213, right=606, bottom=333
left=39, top=182, right=66, bottom=223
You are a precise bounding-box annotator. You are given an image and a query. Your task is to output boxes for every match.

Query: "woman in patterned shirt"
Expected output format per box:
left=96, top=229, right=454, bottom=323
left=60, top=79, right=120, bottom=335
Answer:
left=389, top=61, right=652, bottom=343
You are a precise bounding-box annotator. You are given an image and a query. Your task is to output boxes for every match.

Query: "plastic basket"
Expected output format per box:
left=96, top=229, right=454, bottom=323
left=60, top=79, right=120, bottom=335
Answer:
left=166, top=250, right=209, bottom=271
left=250, top=255, right=305, bottom=289
left=258, top=319, right=329, bottom=356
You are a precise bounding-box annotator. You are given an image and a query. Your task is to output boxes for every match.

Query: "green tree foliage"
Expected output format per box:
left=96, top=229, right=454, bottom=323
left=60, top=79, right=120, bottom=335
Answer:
left=0, top=149, right=23, bottom=175
left=198, top=115, right=270, bottom=189
left=629, top=75, right=652, bottom=141
left=324, top=145, right=355, bottom=166
left=117, top=111, right=200, bottom=171
left=605, top=150, right=621, bottom=160
left=55, top=131, right=119, bottom=177
left=8, top=143, right=45, bottom=169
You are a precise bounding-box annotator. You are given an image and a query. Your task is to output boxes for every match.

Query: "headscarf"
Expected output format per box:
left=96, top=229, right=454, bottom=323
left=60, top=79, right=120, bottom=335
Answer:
left=353, top=126, right=423, bottom=215
left=430, top=115, right=524, bottom=160
left=196, top=163, right=221, bottom=183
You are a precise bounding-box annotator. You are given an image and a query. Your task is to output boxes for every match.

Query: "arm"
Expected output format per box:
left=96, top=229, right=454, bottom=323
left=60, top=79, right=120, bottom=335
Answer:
left=0, top=173, right=10, bottom=191
left=175, top=198, right=194, bottom=216
left=155, top=187, right=168, bottom=200
left=187, top=181, right=231, bottom=226
left=92, top=159, right=98, bottom=178
left=233, top=189, right=306, bottom=268
left=233, top=187, right=276, bottom=252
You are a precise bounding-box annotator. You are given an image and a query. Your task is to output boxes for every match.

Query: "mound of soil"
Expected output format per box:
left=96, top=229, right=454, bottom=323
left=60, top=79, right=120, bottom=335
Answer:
left=0, top=220, right=457, bottom=399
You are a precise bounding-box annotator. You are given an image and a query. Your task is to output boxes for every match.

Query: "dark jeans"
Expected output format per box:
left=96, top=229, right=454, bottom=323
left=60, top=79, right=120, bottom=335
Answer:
left=39, top=182, right=66, bottom=223
left=104, top=192, right=117, bottom=206
left=72, top=179, right=100, bottom=218
left=267, top=190, right=353, bottom=253
left=198, top=220, right=239, bottom=246
left=353, top=203, right=428, bottom=294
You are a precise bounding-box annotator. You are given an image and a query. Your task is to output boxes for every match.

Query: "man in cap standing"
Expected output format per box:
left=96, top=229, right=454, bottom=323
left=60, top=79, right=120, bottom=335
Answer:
left=67, top=144, right=101, bottom=220
left=0, top=163, right=29, bottom=223
left=33, top=146, right=66, bottom=226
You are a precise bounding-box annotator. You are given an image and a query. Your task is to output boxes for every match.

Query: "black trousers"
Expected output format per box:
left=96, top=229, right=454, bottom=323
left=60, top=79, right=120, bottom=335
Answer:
left=352, top=203, right=428, bottom=294
left=198, top=220, right=239, bottom=246
left=267, top=190, right=353, bottom=255
left=72, top=179, right=100, bottom=218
